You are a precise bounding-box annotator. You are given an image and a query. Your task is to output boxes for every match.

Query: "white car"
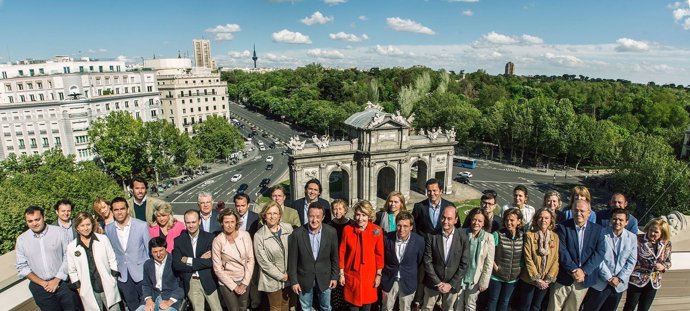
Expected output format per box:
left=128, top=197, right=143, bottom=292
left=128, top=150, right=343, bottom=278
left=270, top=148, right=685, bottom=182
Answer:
left=266, top=156, right=274, bottom=162
left=230, top=174, right=242, bottom=182
left=259, top=146, right=266, bottom=151
left=458, top=171, right=473, bottom=178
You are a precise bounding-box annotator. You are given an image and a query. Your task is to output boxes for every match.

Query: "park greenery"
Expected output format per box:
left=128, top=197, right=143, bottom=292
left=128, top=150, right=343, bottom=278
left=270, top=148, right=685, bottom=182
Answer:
left=222, top=64, right=690, bottom=217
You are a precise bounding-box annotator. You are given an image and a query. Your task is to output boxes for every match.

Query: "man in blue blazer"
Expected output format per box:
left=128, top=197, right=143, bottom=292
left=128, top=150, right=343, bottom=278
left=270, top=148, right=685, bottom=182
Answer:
left=290, top=178, right=331, bottom=225
left=198, top=192, right=221, bottom=234
left=581, top=208, right=638, bottom=311
left=412, top=178, right=456, bottom=236
left=105, top=197, right=151, bottom=311
left=172, top=209, right=222, bottom=311
left=381, top=211, right=425, bottom=311
left=138, top=237, right=185, bottom=311
left=549, top=199, right=606, bottom=311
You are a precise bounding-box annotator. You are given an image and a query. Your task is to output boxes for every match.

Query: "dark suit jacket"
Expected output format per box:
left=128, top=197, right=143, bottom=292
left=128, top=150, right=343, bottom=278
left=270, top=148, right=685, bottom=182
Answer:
left=555, top=219, right=606, bottom=287
left=172, top=230, right=217, bottom=295
left=412, top=198, right=456, bottom=235
left=141, top=255, right=185, bottom=310
left=423, top=229, right=470, bottom=293
left=290, top=198, right=332, bottom=225
left=244, top=211, right=261, bottom=237
left=200, top=209, right=221, bottom=235
left=288, top=224, right=339, bottom=292
left=381, top=231, right=425, bottom=295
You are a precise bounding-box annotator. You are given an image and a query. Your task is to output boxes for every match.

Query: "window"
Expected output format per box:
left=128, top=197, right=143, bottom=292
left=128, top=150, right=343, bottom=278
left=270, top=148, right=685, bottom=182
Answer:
left=18, top=70, right=24, bottom=76
left=149, top=99, right=154, bottom=106
left=55, top=137, right=61, bottom=146
left=151, top=110, right=157, bottom=117
left=29, top=69, right=35, bottom=76
left=105, top=103, right=110, bottom=110
left=8, top=96, right=13, bottom=103
left=98, top=66, right=103, bottom=72
left=5, top=84, right=11, bottom=91
left=197, top=98, right=200, bottom=103
left=135, top=112, right=140, bottom=119
left=39, top=94, right=44, bottom=101
left=182, top=108, right=186, bottom=113
left=206, top=106, right=209, bottom=111
left=79, top=66, right=84, bottom=73
left=197, top=107, right=201, bottom=112
left=30, top=138, right=37, bottom=148
left=109, top=65, right=114, bottom=71
left=75, top=135, right=89, bottom=144
left=63, top=67, right=70, bottom=74
left=37, top=82, right=42, bottom=89
left=188, top=91, right=192, bottom=96
left=29, top=95, right=35, bottom=101
left=147, top=86, right=152, bottom=92
left=18, top=139, right=25, bottom=148
left=59, top=92, right=64, bottom=100
left=27, top=83, right=33, bottom=89
left=196, top=90, right=200, bottom=96
left=39, top=68, right=44, bottom=75
left=134, top=100, right=139, bottom=107
left=17, top=84, right=23, bottom=90
left=20, top=95, right=25, bottom=102
left=181, top=100, right=185, bottom=104
left=89, top=66, right=94, bottom=72
left=42, top=138, right=49, bottom=147
left=125, top=101, right=129, bottom=108
left=213, top=105, right=217, bottom=110
left=115, top=102, right=120, bottom=109
left=205, top=98, right=208, bottom=102
left=204, top=89, right=208, bottom=95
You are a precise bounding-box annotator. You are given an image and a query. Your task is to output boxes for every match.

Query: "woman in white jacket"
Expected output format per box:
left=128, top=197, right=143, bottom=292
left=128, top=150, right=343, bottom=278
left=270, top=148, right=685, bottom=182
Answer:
left=67, top=212, right=122, bottom=311
left=254, top=201, right=293, bottom=311
left=457, top=208, right=496, bottom=311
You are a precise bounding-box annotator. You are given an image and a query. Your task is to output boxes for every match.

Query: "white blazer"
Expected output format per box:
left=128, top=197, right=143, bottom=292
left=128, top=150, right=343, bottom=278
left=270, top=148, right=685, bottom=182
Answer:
left=67, top=233, right=122, bottom=310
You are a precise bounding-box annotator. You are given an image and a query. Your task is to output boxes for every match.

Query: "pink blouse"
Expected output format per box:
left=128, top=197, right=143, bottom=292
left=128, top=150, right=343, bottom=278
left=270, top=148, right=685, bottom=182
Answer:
left=212, top=230, right=255, bottom=290
left=148, top=220, right=185, bottom=253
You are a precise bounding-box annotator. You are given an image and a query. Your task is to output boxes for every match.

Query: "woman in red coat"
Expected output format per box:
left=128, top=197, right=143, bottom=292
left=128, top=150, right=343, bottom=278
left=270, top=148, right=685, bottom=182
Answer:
left=339, top=200, right=385, bottom=311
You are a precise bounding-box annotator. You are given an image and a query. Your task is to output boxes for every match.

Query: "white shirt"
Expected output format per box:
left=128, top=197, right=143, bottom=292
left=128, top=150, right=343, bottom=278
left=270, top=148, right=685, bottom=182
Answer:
left=154, top=256, right=167, bottom=291
left=115, top=218, right=132, bottom=251
left=186, top=232, right=200, bottom=277
left=395, top=236, right=409, bottom=278
left=576, top=223, right=587, bottom=262
left=200, top=213, right=212, bottom=232
left=501, top=204, right=536, bottom=228
left=442, top=229, right=455, bottom=263
left=239, top=213, right=248, bottom=231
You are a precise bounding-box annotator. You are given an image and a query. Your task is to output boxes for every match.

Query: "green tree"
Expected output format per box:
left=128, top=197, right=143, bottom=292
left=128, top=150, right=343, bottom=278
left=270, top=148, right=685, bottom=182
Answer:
left=192, top=116, right=244, bottom=161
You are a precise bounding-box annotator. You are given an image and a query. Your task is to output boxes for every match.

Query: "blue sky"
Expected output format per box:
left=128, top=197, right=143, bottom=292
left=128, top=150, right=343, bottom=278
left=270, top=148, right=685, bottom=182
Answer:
left=1, top=0, right=690, bottom=84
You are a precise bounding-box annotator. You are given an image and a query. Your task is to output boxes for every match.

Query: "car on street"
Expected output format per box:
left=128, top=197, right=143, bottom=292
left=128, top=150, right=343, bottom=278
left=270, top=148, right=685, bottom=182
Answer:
left=230, top=174, right=242, bottom=182
left=458, top=171, right=473, bottom=178
left=266, top=156, right=274, bottom=162
left=259, top=145, right=266, bottom=151
left=237, top=183, right=249, bottom=194
left=266, top=164, right=273, bottom=170
left=454, top=176, right=470, bottom=184
left=260, top=178, right=271, bottom=187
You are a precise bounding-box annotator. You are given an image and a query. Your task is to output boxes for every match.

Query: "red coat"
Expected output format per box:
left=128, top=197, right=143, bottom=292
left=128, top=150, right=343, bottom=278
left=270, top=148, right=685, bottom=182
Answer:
left=339, top=222, right=384, bottom=306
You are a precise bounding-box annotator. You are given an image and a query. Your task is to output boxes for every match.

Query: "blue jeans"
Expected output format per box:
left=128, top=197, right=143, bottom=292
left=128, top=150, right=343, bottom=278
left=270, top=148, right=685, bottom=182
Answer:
left=516, top=280, right=549, bottom=311
left=298, top=285, right=332, bottom=311
left=135, top=296, right=178, bottom=311
left=486, top=279, right=517, bottom=311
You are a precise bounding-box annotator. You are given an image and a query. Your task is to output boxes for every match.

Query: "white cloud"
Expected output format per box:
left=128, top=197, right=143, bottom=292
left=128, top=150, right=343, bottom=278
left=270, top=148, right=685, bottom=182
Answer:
left=301, top=11, right=333, bottom=25
left=482, top=32, right=519, bottom=44
left=462, top=10, right=473, bottom=16
left=615, top=38, right=649, bottom=52
left=358, top=15, right=368, bottom=21
left=375, top=45, right=405, bottom=56
left=307, top=48, right=345, bottom=59
left=272, top=29, right=312, bottom=44
left=544, top=52, right=583, bottom=67
left=324, top=0, right=346, bottom=5
left=228, top=50, right=251, bottom=58
left=386, top=17, right=435, bottom=35
left=115, top=55, right=130, bottom=63
left=329, top=32, right=368, bottom=42
left=521, top=34, right=544, bottom=45
left=205, top=23, right=241, bottom=41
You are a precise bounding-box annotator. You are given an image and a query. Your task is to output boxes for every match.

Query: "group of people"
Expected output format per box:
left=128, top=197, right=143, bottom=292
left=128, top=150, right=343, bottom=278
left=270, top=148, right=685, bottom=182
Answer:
left=15, top=176, right=672, bottom=311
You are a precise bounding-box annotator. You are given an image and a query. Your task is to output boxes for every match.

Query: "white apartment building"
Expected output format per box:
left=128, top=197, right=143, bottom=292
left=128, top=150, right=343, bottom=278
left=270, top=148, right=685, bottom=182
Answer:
left=145, top=58, right=229, bottom=134
left=0, top=56, right=161, bottom=162
left=193, top=39, right=216, bottom=69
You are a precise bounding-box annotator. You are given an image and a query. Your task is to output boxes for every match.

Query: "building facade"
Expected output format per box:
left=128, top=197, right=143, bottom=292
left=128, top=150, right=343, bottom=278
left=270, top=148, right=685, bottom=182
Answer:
left=0, top=56, right=161, bottom=161
left=193, top=39, right=216, bottom=70
left=505, top=62, right=515, bottom=75
left=145, top=58, right=229, bottom=134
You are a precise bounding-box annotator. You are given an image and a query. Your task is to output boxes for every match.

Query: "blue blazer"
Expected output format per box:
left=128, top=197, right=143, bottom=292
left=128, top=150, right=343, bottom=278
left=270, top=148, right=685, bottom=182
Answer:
left=596, top=209, right=639, bottom=235
left=105, top=218, right=151, bottom=282
left=591, top=228, right=638, bottom=293
left=381, top=231, right=425, bottom=296
left=555, top=219, right=606, bottom=287
left=141, top=255, right=185, bottom=310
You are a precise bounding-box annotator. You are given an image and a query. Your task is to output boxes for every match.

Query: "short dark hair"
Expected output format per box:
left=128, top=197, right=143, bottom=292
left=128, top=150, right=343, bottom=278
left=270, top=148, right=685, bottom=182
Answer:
left=24, top=206, right=45, bottom=217
left=308, top=202, right=324, bottom=213
left=53, top=199, right=74, bottom=211
left=269, top=184, right=286, bottom=196
left=130, top=176, right=148, bottom=189
left=233, top=193, right=251, bottom=204
left=502, top=208, right=524, bottom=232
left=513, top=185, right=528, bottom=197
left=462, top=207, right=491, bottom=232
left=611, top=208, right=629, bottom=221
left=184, top=209, right=201, bottom=220
left=304, top=178, right=322, bottom=193
left=480, top=192, right=497, bottom=202
left=425, top=178, right=442, bottom=190
left=148, top=237, right=167, bottom=251
left=111, top=197, right=129, bottom=209
left=395, top=211, right=415, bottom=226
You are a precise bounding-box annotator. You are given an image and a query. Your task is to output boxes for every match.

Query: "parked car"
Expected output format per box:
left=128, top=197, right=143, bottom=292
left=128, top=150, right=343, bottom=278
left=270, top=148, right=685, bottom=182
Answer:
left=260, top=178, right=271, bottom=187
left=230, top=174, right=242, bottom=182
left=237, top=183, right=249, bottom=194
left=266, top=156, right=274, bottom=162
left=266, top=164, right=273, bottom=170
left=458, top=171, right=473, bottom=178
left=455, top=176, right=471, bottom=184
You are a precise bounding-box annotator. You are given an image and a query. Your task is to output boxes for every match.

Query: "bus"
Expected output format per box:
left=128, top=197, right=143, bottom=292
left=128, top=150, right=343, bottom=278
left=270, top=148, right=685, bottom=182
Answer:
left=453, top=156, right=477, bottom=169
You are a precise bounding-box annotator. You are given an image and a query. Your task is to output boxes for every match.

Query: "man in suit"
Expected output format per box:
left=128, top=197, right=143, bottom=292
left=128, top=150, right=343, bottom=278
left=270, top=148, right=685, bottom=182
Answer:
left=381, top=211, right=425, bottom=311
left=412, top=178, right=456, bottom=236
left=105, top=197, right=151, bottom=311
left=172, top=209, right=223, bottom=311
left=581, top=208, right=638, bottom=311
left=596, top=193, right=639, bottom=234
left=422, top=205, right=469, bottom=311
left=291, top=178, right=331, bottom=225
left=128, top=176, right=167, bottom=225
left=233, top=193, right=261, bottom=311
left=549, top=199, right=606, bottom=311
left=53, top=199, right=78, bottom=240
left=288, top=203, right=339, bottom=311
left=138, top=237, right=185, bottom=311
left=480, top=191, right=502, bottom=233
left=198, top=192, right=221, bottom=234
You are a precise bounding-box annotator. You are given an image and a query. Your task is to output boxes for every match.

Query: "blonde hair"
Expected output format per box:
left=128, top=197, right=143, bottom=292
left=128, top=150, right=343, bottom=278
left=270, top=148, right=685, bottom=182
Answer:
left=353, top=200, right=376, bottom=221
left=259, top=200, right=283, bottom=224
left=644, top=218, right=672, bottom=242
left=153, top=202, right=177, bottom=229
left=384, top=191, right=407, bottom=212
left=568, top=186, right=591, bottom=209
left=92, top=197, right=110, bottom=220
left=530, top=208, right=556, bottom=232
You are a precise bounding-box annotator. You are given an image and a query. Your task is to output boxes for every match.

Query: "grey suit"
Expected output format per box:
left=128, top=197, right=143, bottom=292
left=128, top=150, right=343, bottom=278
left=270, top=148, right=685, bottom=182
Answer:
left=105, top=218, right=151, bottom=311
left=422, top=229, right=470, bottom=311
